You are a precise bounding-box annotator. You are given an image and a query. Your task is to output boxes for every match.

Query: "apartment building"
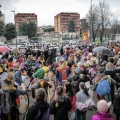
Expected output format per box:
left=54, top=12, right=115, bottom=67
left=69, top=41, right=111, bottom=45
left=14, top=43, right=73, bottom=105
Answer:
left=15, top=13, right=37, bottom=31
left=54, top=12, right=80, bottom=34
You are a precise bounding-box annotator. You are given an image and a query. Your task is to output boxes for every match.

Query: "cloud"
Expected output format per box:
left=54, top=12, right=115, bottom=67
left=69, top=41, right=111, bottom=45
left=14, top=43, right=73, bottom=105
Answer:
left=1, top=0, right=120, bottom=26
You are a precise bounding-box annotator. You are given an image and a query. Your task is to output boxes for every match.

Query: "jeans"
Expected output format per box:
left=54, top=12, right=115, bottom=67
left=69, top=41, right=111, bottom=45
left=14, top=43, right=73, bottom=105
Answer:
left=76, top=109, right=87, bottom=120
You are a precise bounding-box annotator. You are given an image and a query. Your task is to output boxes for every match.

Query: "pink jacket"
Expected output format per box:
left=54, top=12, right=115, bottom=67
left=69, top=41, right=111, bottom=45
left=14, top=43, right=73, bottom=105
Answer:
left=92, top=112, right=114, bottom=120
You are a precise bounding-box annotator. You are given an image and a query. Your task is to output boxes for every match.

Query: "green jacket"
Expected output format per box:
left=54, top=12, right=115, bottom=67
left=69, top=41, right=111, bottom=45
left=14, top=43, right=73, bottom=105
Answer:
left=33, top=68, right=44, bottom=79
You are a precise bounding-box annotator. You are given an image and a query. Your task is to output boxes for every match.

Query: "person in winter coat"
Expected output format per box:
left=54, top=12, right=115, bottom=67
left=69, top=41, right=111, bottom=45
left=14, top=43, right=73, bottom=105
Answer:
left=65, top=82, right=76, bottom=119
left=113, top=87, right=120, bottom=120
left=26, top=88, right=50, bottom=120
left=105, top=61, right=116, bottom=104
left=115, top=59, right=120, bottom=89
left=92, top=100, right=114, bottom=120
left=93, top=67, right=116, bottom=103
left=76, top=82, right=90, bottom=120
left=50, top=86, right=71, bottom=120
left=67, top=67, right=82, bottom=93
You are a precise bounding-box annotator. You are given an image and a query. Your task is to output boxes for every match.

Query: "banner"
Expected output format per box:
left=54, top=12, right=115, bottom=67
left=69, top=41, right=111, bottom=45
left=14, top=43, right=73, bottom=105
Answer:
left=82, top=32, right=89, bottom=43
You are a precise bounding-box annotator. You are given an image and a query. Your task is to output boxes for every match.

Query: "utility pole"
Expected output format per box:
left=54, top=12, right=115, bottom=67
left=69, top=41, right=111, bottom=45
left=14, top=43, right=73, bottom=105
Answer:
left=0, top=5, right=2, bottom=17
left=117, top=14, right=120, bottom=34
left=11, top=10, right=17, bottom=48
left=90, top=0, right=93, bottom=42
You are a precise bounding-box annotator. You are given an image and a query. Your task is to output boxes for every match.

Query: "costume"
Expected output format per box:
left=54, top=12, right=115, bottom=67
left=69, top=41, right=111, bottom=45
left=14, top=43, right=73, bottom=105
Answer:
left=56, top=57, right=70, bottom=86
left=42, top=66, right=50, bottom=80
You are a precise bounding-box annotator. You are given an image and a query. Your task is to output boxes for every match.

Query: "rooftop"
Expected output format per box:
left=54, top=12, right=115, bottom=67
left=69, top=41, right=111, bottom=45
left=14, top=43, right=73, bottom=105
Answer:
left=55, top=12, right=80, bottom=17
left=16, top=13, right=37, bottom=15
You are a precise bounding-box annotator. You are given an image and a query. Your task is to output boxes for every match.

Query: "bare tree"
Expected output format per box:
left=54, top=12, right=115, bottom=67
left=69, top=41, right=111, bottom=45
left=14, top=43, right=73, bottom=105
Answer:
left=95, top=1, right=112, bottom=43
left=86, top=5, right=101, bottom=42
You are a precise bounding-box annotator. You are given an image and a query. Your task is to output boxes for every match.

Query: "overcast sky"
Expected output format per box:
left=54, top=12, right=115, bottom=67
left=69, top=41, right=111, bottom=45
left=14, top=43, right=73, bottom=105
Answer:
left=0, top=0, right=120, bottom=26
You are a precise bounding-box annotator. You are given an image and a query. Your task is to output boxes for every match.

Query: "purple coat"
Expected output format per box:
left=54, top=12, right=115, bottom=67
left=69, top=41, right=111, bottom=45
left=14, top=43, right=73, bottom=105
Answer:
left=92, top=112, right=114, bottom=120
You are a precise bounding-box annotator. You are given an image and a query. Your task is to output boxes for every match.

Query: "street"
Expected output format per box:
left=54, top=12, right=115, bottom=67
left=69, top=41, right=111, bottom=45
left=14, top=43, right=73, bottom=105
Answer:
left=19, top=91, right=116, bottom=120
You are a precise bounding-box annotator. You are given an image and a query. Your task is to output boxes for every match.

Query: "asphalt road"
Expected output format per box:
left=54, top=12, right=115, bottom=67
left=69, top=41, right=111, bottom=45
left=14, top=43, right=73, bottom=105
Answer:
left=19, top=91, right=116, bottom=120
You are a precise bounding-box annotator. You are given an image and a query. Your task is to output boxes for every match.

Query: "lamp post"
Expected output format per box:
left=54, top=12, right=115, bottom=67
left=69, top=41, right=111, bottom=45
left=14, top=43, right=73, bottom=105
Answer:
left=0, top=5, right=2, bottom=17
left=11, top=10, right=17, bottom=48
left=117, top=14, right=120, bottom=34
left=90, top=0, right=93, bottom=42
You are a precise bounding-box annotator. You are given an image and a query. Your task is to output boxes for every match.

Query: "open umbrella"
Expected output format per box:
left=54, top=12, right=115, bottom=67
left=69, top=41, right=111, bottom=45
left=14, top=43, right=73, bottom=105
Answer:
left=93, top=46, right=113, bottom=56
left=0, top=46, right=10, bottom=52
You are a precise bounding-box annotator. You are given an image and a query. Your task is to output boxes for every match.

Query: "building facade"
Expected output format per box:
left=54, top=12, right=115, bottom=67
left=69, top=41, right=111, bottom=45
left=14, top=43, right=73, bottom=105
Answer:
left=15, top=13, right=37, bottom=31
left=54, top=12, right=80, bottom=35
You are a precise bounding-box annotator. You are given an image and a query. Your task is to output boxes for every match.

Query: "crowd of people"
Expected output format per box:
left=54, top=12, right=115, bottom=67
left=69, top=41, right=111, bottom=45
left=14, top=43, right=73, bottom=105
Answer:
left=0, top=43, right=120, bottom=120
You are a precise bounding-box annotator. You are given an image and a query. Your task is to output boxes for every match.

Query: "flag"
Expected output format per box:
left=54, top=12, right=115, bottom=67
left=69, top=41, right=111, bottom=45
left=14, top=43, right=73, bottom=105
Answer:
left=83, top=32, right=88, bottom=43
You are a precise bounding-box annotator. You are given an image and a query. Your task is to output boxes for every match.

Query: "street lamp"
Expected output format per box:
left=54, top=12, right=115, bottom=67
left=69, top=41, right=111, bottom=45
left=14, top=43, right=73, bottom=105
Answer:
left=11, top=10, right=17, bottom=48
left=90, top=0, right=93, bottom=41
left=117, top=14, right=120, bottom=34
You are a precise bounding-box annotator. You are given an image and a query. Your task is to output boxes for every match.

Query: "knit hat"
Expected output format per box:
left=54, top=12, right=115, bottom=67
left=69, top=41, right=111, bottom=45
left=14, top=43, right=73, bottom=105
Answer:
left=97, top=100, right=111, bottom=113
left=0, top=72, right=15, bottom=90
left=74, top=67, right=82, bottom=75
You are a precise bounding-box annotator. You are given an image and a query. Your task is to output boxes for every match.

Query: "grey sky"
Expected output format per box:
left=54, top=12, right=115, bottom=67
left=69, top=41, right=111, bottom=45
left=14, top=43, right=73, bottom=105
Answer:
left=0, top=0, right=120, bottom=26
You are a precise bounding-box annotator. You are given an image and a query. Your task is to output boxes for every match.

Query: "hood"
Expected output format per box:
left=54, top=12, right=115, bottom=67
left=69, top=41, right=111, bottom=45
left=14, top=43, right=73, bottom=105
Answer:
left=36, top=102, right=49, bottom=113
left=97, top=112, right=113, bottom=120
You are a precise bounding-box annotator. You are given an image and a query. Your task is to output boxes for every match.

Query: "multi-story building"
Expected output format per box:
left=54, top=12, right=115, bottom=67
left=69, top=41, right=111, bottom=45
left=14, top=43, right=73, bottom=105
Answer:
left=54, top=12, right=80, bottom=35
left=15, top=13, right=37, bottom=31
left=0, top=14, right=5, bottom=23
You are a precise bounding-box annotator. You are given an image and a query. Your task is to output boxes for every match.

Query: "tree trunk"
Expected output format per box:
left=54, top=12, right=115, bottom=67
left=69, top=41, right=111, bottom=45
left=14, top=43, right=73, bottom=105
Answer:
left=93, top=36, right=95, bottom=42
left=100, top=35, right=102, bottom=43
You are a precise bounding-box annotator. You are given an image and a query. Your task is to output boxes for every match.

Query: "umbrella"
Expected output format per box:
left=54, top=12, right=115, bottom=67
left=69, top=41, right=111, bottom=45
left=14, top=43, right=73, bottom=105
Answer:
left=0, top=46, right=10, bottom=52
left=93, top=46, right=113, bottom=56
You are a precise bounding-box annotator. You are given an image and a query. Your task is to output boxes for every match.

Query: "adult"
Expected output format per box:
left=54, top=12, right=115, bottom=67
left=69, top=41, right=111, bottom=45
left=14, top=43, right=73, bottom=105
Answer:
left=26, top=88, right=50, bottom=120
left=50, top=86, right=71, bottom=120
left=8, top=57, right=14, bottom=69
left=115, top=59, right=120, bottom=89
left=56, top=57, right=69, bottom=86
left=0, top=72, right=19, bottom=120
left=105, top=61, right=116, bottom=104
left=65, top=82, right=76, bottom=119
left=67, top=67, right=82, bottom=93
left=113, top=87, right=120, bottom=120
left=76, top=82, right=90, bottom=120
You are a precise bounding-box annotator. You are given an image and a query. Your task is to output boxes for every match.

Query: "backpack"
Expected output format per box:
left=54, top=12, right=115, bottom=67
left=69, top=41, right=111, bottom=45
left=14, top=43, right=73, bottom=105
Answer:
left=96, top=79, right=111, bottom=96
left=1, top=91, right=13, bottom=115
left=23, top=104, right=50, bottom=120
left=23, top=109, right=41, bottom=120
